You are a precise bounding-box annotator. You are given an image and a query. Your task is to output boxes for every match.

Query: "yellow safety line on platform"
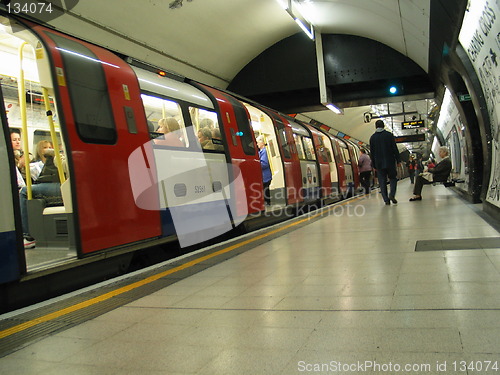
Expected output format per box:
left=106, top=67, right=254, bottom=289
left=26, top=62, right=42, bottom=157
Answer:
left=0, top=196, right=364, bottom=340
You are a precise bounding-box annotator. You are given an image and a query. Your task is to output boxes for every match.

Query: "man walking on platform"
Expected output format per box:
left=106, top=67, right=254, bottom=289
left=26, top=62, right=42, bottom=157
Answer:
left=369, top=120, right=401, bottom=205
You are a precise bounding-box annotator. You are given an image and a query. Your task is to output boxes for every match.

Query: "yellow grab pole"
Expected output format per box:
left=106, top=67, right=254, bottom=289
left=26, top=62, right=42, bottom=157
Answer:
left=42, top=87, right=65, bottom=183
left=18, top=42, right=32, bottom=199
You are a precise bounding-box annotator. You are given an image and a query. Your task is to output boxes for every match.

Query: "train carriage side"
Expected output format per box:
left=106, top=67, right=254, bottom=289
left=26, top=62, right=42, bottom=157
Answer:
left=130, top=68, right=243, bottom=248
left=189, top=83, right=263, bottom=217
left=304, top=123, right=333, bottom=202
left=326, top=134, right=349, bottom=196
left=315, top=128, right=343, bottom=201
left=288, top=120, right=320, bottom=202
left=345, top=139, right=361, bottom=192
left=335, top=137, right=355, bottom=196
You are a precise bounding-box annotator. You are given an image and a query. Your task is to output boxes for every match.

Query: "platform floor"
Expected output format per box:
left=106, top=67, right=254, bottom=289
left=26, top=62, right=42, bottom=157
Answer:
left=1, top=180, right=500, bottom=374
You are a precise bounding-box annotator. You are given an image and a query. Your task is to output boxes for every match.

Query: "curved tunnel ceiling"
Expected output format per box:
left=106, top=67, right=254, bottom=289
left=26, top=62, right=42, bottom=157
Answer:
left=14, top=0, right=466, bottom=144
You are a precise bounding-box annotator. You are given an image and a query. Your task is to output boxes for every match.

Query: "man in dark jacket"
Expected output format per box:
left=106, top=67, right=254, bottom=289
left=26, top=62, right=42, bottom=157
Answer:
left=409, top=146, right=452, bottom=201
left=369, top=120, right=401, bottom=205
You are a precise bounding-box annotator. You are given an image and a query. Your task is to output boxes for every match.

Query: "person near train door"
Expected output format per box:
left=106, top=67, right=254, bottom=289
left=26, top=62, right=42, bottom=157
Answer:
left=369, top=120, right=401, bottom=205
left=358, top=149, right=372, bottom=194
left=257, top=136, right=272, bottom=205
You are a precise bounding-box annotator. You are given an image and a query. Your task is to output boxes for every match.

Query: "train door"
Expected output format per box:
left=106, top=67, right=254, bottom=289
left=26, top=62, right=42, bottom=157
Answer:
left=0, top=84, right=22, bottom=282
left=193, top=84, right=261, bottom=218
left=318, top=131, right=339, bottom=198
left=271, top=113, right=303, bottom=205
left=290, top=121, right=320, bottom=202
left=336, top=138, right=354, bottom=194
left=346, top=140, right=361, bottom=191
left=305, top=124, right=332, bottom=199
left=31, top=23, right=161, bottom=255
left=242, top=103, right=286, bottom=207
left=329, top=136, right=348, bottom=195
left=0, top=15, right=80, bottom=270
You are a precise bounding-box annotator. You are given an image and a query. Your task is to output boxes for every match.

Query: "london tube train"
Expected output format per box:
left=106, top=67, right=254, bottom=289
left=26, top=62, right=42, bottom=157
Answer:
left=0, top=12, right=372, bottom=311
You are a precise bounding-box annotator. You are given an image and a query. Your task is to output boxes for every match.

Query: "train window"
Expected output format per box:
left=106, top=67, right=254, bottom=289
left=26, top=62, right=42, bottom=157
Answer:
left=293, top=134, right=306, bottom=160
left=141, top=94, right=188, bottom=148
left=303, top=137, right=316, bottom=160
left=189, top=107, right=225, bottom=152
left=46, top=32, right=117, bottom=145
left=341, top=147, right=351, bottom=163
left=275, top=120, right=291, bottom=159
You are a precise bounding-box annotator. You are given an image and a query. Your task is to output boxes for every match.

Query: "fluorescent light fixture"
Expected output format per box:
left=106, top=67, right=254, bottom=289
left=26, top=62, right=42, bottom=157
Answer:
left=295, top=17, right=314, bottom=39
left=325, top=103, right=343, bottom=114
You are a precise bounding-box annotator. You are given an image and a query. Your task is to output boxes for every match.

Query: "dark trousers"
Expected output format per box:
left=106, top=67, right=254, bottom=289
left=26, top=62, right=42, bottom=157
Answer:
left=413, top=175, right=432, bottom=196
left=377, top=168, right=397, bottom=203
left=263, top=180, right=271, bottom=205
left=359, top=171, right=371, bottom=194
left=409, top=170, right=415, bottom=184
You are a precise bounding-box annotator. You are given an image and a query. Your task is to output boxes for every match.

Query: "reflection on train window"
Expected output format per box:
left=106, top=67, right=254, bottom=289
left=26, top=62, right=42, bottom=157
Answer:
left=46, top=32, right=117, bottom=145
left=341, top=147, right=350, bottom=164
left=302, top=137, right=316, bottom=160
left=189, top=107, right=225, bottom=152
left=293, top=134, right=306, bottom=160
left=141, top=94, right=188, bottom=148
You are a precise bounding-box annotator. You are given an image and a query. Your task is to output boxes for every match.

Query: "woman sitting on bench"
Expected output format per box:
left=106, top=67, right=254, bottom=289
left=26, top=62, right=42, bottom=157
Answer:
left=409, top=146, right=452, bottom=201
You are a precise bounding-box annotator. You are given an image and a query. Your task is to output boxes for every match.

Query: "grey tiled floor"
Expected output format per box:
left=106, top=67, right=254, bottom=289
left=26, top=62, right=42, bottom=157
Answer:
left=2, top=180, right=500, bottom=374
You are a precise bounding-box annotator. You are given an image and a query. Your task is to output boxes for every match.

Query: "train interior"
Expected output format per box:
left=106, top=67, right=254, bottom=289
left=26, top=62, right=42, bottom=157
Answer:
left=0, top=16, right=76, bottom=271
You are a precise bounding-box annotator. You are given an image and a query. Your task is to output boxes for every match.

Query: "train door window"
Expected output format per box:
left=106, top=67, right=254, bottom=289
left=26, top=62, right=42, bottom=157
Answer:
left=141, top=94, right=188, bottom=148
left=302, top=137, right=316, bottom=160
left=46, top=32, right=116, bottom=144
left=223, top=95, right=254, bottom=155
left=293, top=134, right=306, bottom=160
left=189, top=107, right=224, bottom=152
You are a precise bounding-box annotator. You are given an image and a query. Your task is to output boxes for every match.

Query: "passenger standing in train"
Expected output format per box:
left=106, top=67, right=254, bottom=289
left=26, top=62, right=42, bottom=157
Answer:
left=358, top=149, right=372, bottom=194
left=257, top=136, right=272, bottom=205
left=369, top=120, right=401, bottom=205
left=407, top=155, right=417, bottom=184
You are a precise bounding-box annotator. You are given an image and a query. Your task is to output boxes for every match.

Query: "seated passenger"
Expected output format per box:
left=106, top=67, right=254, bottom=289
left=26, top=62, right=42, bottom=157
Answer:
left=154, top=117, right=185, bottom=147
left=199, top=118, right=214, bottom=129
left=409, top=146, right=452, bottom=201
left=20, top=148, right=63, bottom=249
left=30, top=140, right=54, bottom=181
left=198, top=127, right=215, bottom=150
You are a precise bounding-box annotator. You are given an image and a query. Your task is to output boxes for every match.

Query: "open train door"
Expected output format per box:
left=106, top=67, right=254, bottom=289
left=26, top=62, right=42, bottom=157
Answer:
left=31, top=24, right=161, bottom=255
